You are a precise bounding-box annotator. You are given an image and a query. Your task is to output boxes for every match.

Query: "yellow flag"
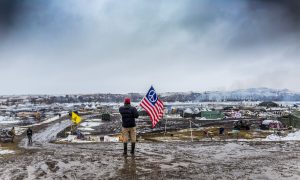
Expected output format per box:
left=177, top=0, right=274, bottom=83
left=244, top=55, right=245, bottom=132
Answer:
left=72, top=112, right=81, bottom=124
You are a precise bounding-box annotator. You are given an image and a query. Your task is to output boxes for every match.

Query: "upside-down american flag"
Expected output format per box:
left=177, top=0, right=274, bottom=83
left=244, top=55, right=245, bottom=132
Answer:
left=140, top=86, right=164, bottom=128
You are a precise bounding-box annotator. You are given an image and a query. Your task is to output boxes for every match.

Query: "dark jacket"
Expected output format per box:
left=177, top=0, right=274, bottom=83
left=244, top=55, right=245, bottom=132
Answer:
left=119, top=104, right=139, bottom=128
left=27, top=129, right=33, bottom=136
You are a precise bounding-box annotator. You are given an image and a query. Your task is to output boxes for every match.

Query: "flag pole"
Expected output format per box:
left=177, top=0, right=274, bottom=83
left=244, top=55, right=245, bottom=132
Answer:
left=190, top=119, right=193, bottom=142
left=164, top=117, right=167, bottom=136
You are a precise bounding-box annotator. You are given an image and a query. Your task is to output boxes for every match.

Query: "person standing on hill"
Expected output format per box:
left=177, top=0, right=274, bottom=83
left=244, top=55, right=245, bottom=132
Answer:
left=119, top=98, right=139, bottom=155
left=10, top=127, right=15, bottom=143
left=27, top=128, right=33, bottom=145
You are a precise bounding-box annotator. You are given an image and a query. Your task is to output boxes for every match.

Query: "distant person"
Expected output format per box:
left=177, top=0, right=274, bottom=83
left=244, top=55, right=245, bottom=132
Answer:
left=76, top=129, right=84, bottom=139
left=219, top=127, right=225, bottom=135
left=27, top=128, right=33, bottom=145
left=10, top=127, right=16, bottom=143
left=219, top=127, right=225, bottom=140
left=119, top=98, right=139, bottom=155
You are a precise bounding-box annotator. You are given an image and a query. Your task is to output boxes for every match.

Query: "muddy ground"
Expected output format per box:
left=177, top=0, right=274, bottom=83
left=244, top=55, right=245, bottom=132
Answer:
left=0, top=141, right=299, bottom=179
left=1, top=115, right=300, bottom=180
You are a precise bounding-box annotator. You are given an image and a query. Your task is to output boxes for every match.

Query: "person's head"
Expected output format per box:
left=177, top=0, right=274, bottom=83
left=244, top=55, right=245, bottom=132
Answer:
left=124, top=98, right=131, bottom=105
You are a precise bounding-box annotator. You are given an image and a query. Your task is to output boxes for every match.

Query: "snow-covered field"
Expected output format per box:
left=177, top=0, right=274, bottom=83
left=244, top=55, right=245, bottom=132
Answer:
left=80, top=121, right=102, bottom=128
left=0, top=116, right=20, bottom=124
left=78, top=118, right=103, bottom=132
left=265, top=130, right=300, bottom=141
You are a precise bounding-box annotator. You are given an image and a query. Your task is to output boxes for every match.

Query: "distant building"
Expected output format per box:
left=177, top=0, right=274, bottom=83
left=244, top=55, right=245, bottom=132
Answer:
left=258, top=101, right=279, bottom=108
left=201, top=111, right=224, bottom=119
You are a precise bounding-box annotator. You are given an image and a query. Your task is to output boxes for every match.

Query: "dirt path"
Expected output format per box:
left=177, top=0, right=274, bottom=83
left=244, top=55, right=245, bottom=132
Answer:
left=19, top=120, right=72, bottom=149
left=1, top=116, right=70, bottom=155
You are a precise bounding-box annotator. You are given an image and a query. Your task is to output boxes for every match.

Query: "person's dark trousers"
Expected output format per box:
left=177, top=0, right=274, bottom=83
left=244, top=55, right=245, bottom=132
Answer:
left=123, top=143, right=127, bottom=155
left=131, top=143, right=135, bottom=155
left=28, top=136, right=32, bottom=145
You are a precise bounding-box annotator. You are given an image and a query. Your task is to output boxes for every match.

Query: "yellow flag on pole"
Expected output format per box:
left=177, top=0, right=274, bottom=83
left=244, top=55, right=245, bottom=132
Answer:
left=71, top=112, right=81, bottom=124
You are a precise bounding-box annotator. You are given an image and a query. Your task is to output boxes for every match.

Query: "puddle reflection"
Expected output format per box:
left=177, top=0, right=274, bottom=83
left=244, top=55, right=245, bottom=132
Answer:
left=119, top=156, right=137, bottom=179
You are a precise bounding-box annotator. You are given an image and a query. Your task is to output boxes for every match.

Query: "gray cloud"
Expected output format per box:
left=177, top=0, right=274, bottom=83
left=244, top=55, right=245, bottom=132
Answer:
left=0, top=0, right=299, bottom=94
left=0, top=0, right=20, bottom=32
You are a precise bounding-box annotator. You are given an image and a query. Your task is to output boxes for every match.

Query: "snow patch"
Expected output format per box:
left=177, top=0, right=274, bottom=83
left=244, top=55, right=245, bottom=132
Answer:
left=57, top=135, right=99, bottom=143
left=265, top=130, right=300, bottom=141
left=184, top=108, right=193, bottom=114
left=0, top=149, right=14, bottom=155
left=0, top=116, right=20, bottom=124
left=77, top=120, right=102, bottom=132
left=85, top=119, right=102, bottom=122
left=164, top=114, right=182, bottom=119
left=80, top=122, right=101, bottom=127
left=78, top=127, right=94, bottom=131
left=282, top=130, right=300, bottom=140
left=104, top=135, right=119, bottom=142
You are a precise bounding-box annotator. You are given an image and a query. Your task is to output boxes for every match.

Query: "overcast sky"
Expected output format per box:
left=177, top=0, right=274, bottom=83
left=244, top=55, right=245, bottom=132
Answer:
left=0, top=0, right=300, bottom=95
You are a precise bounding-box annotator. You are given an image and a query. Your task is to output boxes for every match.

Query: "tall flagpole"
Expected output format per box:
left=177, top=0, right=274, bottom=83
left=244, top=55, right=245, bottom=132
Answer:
left=164, top=118, right=167, bottom=136
left=190, top=119, right=193, bottom=142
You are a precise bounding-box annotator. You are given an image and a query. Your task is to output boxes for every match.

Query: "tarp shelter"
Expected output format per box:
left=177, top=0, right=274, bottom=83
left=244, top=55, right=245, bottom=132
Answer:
left=261, top=120, right=283, bottom=130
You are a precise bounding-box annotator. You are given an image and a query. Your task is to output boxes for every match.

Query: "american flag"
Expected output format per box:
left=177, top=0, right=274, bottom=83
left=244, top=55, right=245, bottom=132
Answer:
left=140, top=86, right=164, bottom=127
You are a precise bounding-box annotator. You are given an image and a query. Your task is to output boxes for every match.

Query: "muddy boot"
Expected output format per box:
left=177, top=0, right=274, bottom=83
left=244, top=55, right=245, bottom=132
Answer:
left=123, top=143, right=128, bottom=155
left=130, top=143, right=135, bottom=155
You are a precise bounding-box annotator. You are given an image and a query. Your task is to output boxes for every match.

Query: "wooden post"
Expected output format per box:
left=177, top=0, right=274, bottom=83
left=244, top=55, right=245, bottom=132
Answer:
left=164, top=118, right=167, bottom=136
left=190, top=120, right=193, bottom=142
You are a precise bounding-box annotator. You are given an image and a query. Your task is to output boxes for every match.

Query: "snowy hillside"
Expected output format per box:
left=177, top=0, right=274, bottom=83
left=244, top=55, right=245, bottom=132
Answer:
left=1, top=88, right=300, bottom=103
left=161, top=88, right=300, bottom=102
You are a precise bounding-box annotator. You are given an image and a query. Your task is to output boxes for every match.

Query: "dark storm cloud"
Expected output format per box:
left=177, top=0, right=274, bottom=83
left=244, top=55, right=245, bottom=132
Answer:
left=2, top=0, right=299, bottom=49
left=249, top=0, right=300, bottom=26
left=0, top=0, right=299, bottom=94
left=177, top=0, right=300, bottom=49
left=239, top=0, right=300, bottom=46
left=0, top=0, right=74, bottom=39
left=0, top=0, right=20, bottom=29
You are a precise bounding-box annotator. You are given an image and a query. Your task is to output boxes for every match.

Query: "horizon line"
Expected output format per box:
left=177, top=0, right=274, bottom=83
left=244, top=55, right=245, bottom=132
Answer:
left=0, top=87, right=296, bottom=96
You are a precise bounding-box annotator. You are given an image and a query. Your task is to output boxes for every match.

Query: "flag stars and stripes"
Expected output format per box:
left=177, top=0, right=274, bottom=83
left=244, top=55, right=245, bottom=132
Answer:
left=140, top=86, right=164, bottom=128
